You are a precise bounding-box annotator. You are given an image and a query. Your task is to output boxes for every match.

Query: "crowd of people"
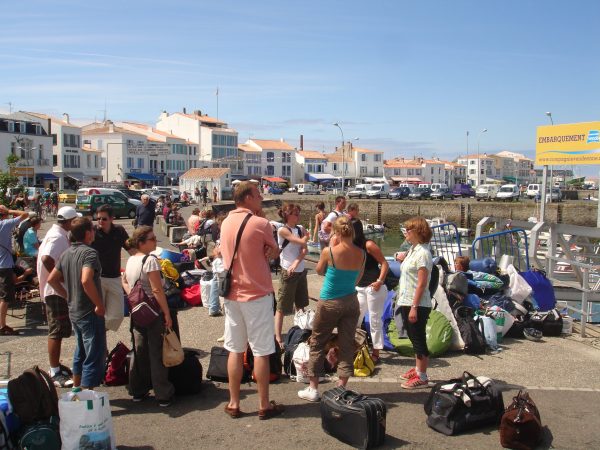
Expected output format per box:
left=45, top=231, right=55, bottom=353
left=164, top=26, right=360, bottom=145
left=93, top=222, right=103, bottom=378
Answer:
left=0, top=180, right=435, bottom=417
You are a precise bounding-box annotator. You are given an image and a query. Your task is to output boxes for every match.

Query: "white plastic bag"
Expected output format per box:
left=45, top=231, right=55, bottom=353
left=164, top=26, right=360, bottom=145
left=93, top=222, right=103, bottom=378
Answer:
left=477, top=316, right=499, bottom=351
left=292, top=342, right=310, bottom=383
left=59, top=390, right=116, bottom=450
left=200, top=279, right=212, bottom=308
left=506, top=264, right=532, bottom=304
left=293, top=309, right=315, bottom=330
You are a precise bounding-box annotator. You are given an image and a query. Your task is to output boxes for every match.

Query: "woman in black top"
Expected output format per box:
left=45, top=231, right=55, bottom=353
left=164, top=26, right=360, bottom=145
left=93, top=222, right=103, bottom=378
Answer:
left=352, top=218, right=389, bottom=363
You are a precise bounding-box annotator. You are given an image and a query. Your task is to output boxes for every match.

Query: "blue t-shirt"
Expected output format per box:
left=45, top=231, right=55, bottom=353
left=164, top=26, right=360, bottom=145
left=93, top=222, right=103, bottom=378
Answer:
left=0, top=217, right=20, bottom=268
left=23, top=228, right=39, bottom=257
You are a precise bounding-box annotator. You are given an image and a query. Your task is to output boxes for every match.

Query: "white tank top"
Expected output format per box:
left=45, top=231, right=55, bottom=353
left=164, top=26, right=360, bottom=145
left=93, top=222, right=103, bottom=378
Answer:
left=277, top=225, right=305, bottom=272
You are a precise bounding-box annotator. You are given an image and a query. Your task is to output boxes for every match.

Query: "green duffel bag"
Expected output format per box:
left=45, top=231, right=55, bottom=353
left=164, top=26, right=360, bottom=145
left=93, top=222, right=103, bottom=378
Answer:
left=425, top=310, right=453, bottom=357
left=388, top=310, right=453, bottom=357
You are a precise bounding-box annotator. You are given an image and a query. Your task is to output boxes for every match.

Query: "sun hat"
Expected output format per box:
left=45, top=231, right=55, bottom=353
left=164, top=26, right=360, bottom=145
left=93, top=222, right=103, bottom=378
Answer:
left=57, top=206, right=82, bottom=221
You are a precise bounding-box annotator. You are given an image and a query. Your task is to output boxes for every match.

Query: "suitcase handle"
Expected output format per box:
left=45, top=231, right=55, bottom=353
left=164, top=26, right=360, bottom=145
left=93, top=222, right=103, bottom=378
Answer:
left=334, top=389, right=367, bottom=405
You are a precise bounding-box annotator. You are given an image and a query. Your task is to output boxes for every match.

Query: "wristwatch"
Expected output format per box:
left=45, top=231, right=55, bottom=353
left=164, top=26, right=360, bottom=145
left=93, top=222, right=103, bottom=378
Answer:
left=411, top=305, right=418, bottom=309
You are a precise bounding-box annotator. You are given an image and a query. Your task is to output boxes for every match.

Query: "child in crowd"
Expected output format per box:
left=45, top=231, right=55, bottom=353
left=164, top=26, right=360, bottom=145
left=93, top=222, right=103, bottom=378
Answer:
left=208, top=243, right=224, bottom=317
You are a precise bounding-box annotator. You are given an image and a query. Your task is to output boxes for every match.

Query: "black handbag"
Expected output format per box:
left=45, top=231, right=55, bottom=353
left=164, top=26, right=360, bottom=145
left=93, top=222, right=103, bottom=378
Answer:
left=218, top=214, right=252, bottom=297
left=320, top=386, right=386, bottom=449
left=206, top=347, right=250, bottom=383
left=424, top=371, right=504, bottom=436
left=527, top=309, right=563, bottom=337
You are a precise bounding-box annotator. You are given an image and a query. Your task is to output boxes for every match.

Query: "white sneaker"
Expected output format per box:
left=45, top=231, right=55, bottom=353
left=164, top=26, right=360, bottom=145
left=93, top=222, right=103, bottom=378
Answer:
left=298, top=386, right=320, bottom=402
left=216, top=335, right=225, bottom=343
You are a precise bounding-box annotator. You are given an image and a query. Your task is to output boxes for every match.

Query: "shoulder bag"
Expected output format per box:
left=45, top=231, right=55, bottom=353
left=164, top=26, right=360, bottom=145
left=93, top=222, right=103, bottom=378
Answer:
left=218, top=213, right=252, bottom=297
left=127, top=255, right=162, bottom=328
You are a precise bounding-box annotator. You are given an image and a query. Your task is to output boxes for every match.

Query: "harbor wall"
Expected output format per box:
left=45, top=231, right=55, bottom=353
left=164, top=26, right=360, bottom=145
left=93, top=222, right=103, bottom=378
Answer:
left=287, top=197, right=598, bottom=232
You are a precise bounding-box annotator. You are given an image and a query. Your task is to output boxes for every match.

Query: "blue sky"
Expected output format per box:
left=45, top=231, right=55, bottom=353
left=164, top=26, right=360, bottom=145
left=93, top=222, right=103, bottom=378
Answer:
left=1, top=0, right=599, bottom=174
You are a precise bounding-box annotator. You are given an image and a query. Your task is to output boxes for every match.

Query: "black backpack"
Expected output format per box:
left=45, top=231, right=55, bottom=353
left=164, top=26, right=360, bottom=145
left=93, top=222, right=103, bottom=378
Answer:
left=244, top=341, right=282, bottom=383
left=271, top=225, right=303, bottom=274
left=169, top=349, right=203, bottom=395
left=283, top=326, right=312, bottom=376
left=454, top=307, right=487, bottom=354
left=8, top=366, right=58, bottom=426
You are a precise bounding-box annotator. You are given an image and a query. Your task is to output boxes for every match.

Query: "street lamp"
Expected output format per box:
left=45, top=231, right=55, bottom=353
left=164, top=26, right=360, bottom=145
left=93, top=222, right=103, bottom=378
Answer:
left=333, top=122, right=345, bottom=192
left=476, top=128, right=487, bottom=186
left=545, top=112, right=554, bottom=125
left=545, top=112, right=554, bottom=188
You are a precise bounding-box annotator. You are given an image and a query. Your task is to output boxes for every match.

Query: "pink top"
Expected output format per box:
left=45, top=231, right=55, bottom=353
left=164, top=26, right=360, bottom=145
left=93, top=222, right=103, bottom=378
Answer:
left=219, top=208, right=276, bottom=302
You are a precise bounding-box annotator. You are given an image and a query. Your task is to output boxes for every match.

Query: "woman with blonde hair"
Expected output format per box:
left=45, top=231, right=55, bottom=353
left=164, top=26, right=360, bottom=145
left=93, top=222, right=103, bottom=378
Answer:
left=122, top=226, right=174, bottom=407
left=298, top=216, right=365, bottom=402
left=397, top=216, right=433, bottom=389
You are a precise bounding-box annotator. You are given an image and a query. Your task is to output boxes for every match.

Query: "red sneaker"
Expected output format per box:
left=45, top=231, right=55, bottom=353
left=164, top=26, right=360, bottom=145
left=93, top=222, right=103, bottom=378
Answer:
left=401, top=374, right=429, bottom=390
left=399, top=367, right=416, bottom=381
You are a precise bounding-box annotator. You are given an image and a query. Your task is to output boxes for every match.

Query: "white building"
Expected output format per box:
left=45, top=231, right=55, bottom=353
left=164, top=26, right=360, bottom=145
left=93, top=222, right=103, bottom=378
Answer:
left=156, top=109, right=240, bottom=176
left=456, top=154, right=497, bottom=186
left=22, top=112, right=103, bottom=190
left=179, top=168, right=231, bottom=200
left=0, top=113, right=54, bottom=187
left=352, top=146, right=385, bottom=183
left=242, top=139, right=295, bottom=184
left=384, top=157, right=455, bottom=186
left=294, top=150, right=335, bottom=185
left=494, top=151, right=535, bottom=185
left=238, top=143, right=263, bottom=179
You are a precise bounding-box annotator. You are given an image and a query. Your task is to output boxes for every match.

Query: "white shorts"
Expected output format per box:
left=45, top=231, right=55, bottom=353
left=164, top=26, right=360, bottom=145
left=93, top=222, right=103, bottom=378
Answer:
left=102, top=276, right=125, bottom=332
left=224, top=293, right=275, bottom=356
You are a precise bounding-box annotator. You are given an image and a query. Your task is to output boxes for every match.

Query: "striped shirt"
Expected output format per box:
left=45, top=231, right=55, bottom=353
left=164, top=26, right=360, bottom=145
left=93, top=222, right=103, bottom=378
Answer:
left=397, top=243, right=433, bottom=307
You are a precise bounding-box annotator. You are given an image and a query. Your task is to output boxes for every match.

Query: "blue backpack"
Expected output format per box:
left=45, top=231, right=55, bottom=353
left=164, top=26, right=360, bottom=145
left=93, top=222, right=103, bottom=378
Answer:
left=519, top=270, right=556, bottom=311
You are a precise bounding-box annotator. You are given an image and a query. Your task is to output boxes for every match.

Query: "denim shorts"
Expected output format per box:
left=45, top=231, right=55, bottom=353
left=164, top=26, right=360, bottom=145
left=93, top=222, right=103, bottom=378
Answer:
left=72, top=313, right=106, bottom=388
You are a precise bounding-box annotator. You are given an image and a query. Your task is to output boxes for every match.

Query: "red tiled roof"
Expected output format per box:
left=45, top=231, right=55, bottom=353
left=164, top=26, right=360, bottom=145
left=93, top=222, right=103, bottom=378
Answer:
left=180, top=168, right=230, bottom=180
left=250, top=139, right=294, bottom=151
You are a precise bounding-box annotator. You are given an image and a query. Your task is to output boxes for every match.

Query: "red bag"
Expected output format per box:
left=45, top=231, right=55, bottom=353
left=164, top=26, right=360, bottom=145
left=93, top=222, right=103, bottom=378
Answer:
left=103, top=342, right=131, bottom=386
left=181, top=284, right=202, bottom=306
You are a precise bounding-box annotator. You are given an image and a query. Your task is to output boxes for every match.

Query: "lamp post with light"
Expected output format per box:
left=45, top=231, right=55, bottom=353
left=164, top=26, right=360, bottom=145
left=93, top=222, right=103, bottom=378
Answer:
left=333, top=122, right=345, bottom=192
left=476, top=128, right=487, bottom=186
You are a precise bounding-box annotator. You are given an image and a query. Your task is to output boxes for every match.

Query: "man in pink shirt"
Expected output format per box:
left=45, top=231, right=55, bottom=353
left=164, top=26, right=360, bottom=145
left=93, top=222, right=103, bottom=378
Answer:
left=219, top=181, right=283, bottom=420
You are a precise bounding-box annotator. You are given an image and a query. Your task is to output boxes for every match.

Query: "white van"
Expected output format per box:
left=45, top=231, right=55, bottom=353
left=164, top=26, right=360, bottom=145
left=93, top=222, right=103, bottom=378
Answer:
left=430, top=183, right=449, bottom=193
left=348, top=184, right=372, bottom=198
left=295, top=184, right=320, bottom=195
left=418, top=183, right=431, bottom=189
left=366, top=183, right=391, bottom=199
left=475, top=184, right=500, bottom=201
left=526, top=184, right=541, bottom=199
left=496, top=184, right=520, bottom=202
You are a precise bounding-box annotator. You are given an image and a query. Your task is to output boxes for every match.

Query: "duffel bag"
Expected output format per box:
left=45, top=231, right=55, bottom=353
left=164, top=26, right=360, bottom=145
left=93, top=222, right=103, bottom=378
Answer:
left=500, top=390, right=542, bottom=450
left=520, top=269, right=556, bottom=312
left=424, top=371, right=504, bottom=436
left=527, top=309, right=563, bottom=337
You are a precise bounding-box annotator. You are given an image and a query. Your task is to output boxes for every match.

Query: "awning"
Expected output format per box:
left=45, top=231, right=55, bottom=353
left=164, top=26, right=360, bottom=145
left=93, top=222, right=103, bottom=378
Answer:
left=262, top=176, right=286, bottom=183
left=363, top=177, right=387, bottom=183
left=127, top=173, right=159, bottom=182
left=36, top=173, right=59, bottom=180
left=65, top=172, right=86, bottom=181
left=390, top=177, right=423, bottom=183
left=305, top=173, right=337, bottom=182
left=502, top=176, right=517, bottom=183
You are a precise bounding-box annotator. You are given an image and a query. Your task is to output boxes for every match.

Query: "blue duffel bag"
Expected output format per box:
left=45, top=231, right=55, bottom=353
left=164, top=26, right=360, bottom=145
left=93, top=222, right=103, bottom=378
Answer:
left=469, top=257, right=497, bottom=274
left=519, top=269, right=556, bottom=311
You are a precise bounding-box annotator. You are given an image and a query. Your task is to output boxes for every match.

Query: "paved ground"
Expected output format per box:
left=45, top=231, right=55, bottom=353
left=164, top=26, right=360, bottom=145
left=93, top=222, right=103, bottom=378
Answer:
left=2, top=205, right=600, bottom=449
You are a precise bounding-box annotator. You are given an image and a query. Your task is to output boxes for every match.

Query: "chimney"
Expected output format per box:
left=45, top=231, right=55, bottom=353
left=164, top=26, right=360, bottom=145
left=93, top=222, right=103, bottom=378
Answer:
left=183, top=107, right=187, bottom=114
left=280, top=138, right=284, bottom=142
left=300, top=134, right=304, bottom=150
left=106, top=120, right=114, bottom=133
left=193, top=110, right=201, bottom=116
left=62, top=113, right=70, bottom=124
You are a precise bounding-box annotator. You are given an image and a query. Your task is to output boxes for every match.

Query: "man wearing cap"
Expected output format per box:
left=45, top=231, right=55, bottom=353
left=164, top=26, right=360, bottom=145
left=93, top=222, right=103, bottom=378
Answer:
left=37, top=206, right=81, bottom=387
left=0, top=205, right=29, bottom=335
left=91, top=204, right=131, bottom=332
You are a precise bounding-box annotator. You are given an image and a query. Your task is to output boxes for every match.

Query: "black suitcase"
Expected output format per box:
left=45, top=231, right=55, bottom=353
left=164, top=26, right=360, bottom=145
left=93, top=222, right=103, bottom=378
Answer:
left=320, top=387, right=386, bottom=449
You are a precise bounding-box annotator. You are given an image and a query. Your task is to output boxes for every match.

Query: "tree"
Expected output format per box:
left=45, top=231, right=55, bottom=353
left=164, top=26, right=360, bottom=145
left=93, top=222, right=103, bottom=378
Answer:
left=0, top=155, right=20, bottom=206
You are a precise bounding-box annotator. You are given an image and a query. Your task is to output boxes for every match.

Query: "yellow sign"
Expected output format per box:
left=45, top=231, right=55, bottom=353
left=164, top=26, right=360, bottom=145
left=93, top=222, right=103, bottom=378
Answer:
left=536, top=121, right=600, bottom=165
left=9, top=167, right=34, bottom=177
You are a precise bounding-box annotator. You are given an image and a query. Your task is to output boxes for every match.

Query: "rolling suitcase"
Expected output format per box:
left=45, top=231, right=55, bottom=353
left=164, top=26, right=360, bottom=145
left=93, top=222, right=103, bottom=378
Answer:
left=320, top=386, right=386, bottom=449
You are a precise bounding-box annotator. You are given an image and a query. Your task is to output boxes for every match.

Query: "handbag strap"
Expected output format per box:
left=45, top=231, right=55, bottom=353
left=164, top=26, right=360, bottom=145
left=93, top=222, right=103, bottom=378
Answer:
left=226, top=213, right=252, bottom=274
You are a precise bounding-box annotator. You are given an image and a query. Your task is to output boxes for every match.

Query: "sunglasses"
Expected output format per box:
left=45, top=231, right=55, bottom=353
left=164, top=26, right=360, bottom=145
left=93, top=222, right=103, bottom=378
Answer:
left=97, top=217, right=110, bottom=222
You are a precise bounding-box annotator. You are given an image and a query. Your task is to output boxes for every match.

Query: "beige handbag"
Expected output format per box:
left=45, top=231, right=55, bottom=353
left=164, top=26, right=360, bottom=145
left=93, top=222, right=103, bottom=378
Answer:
left=162, top=327, right=184, bottom=367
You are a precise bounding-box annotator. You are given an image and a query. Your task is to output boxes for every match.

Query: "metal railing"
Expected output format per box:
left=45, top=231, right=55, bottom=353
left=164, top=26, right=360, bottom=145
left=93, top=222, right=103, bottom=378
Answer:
left=429, top=222, right=463, bottom=267
left=471, top=228, right=530, bottom=272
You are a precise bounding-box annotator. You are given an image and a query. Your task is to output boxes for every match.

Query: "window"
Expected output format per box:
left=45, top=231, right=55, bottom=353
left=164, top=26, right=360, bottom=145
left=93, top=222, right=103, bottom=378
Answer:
left=10, top=142, right=16, bottom=155
left=94, top=155, right=98, bottom=168
left=361, top=154, right=366, bottom=162
left=282, top=166, right=291, bottom=176
left=127, top=157, right=133, bottom=169
left=416, top=169, right=422, bottom=175
left=7, top=121, right=14, bottom=133
left=431, top=167, right=434, bottom=174
left=266, top=166, right=274, bottom=175
left=137, top=158, right=144, bottom=169
left=470, top=160, right=475, bottom=165
left=333, top=163, right=338, bottom=171
left=407, top=169, right=414, bottom=176
left=19, top=122, right=26, bottom=133
left=394, top=169, right=400, bottom=176
left=469, top=169, right=475, bottom=175
left=266, top=152, right=275, bottom=163
left=53, top=155, right=57, bottom=167
left=87, top=154, right=91, bottom=167
left=374, top=167, right=379, bottom=174
left=374, top=154, right=381, bottom=162
left=360, top=166, right=367, bottom=174
left=35, top=124, right=41, bottom=135
left=38, top=146, right=43, bottom=159
left=52, top=134, right=57, bottom=145
left=282, top=152, right=291, bottom=163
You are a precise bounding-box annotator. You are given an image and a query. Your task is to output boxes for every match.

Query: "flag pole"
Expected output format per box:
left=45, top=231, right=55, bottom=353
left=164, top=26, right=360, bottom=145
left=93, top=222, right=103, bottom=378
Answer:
left=216, top=86, right=219, bottom=120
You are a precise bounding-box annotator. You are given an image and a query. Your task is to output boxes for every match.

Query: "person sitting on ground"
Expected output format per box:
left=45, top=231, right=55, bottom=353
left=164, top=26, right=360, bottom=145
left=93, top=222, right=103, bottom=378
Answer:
left=23, top=217, right=42, bottom=257
left=454, top=255, right=470, bottom=273
left=298, top=216, right=365, bottom=402
left=168, top=205, right=184, bottom=227
left=275, top=203, right=309, bottom=349
left=397, top=216, right=433, bottom=390
left=122, top=226, right=175, bottom=407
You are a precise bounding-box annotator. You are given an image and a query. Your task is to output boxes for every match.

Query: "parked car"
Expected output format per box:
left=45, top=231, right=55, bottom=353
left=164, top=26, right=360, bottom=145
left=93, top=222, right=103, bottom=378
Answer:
left=430, top=183, right=449, bottom=193
left=269, top=186, right=284, bottom=195
left=430, top=187, right=454, bottom=200
left=388, top=186, right=410, bottom=200
left=535, top=188, right=562, bottom=203
left=76, top=193, right=137, bottom=219
left=295, top=184, right=320, bottom=195
left=77, top=188, right=141, bottom=206
left=526, top=183, right=541, bottom=199
left=475, top=184, right=500, bottom=201
left=496, top=184, right=520, bottom=202
left=452, top=183, right=476, bottom=198
left=58, top=190, right=77, bottom=203
left=117, top=188, right=143, bottom=201
left=408, top=187, right=432, bottom=200
left=348, top=184, right=372, bottom=199
left=366, top=183, right=391, bottom=199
